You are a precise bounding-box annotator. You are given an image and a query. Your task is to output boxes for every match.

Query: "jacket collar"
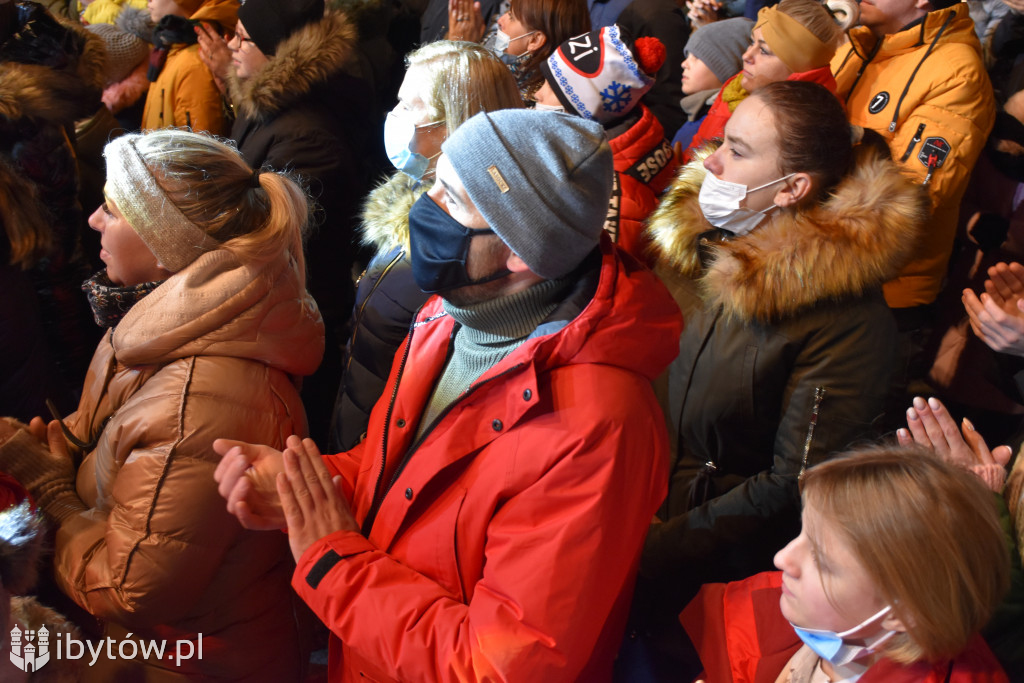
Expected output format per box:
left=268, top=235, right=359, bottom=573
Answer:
left=846, top=3, right=977, bottom=56
left=227, top=11, right=356, bottom=120
left=647, top=145, right=927, bottom=323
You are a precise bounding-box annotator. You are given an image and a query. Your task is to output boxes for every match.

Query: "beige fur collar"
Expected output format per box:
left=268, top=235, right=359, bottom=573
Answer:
left=228, top=10, right=357, bottom=120
left=360, top=172, right=426, bottom=254
left=647, top=146, right=928, bottom=323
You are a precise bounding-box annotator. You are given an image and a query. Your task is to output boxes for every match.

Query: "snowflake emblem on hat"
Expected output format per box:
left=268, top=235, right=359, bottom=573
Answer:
left=600, top=81, right=632, bottom=114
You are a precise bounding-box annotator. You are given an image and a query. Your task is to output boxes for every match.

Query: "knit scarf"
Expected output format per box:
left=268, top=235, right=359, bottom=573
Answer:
left=82, top=270, right=165, bottom=328
left=722, top=73, right=750, bottom=113
left=148, top=15, right=198, bottom=82
left=416, top=276, right=573, bottom=437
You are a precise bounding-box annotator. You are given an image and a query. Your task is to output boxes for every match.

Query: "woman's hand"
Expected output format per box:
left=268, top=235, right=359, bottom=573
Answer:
left=686, top=0, right=722, bottom=29
left=447, top=0, right=486, bottom=42
left=897, top=396, right=1011, bottom=492
left=963, top=262, right=1024, bottom=357
left=214, top=437, right=287, bottom=529
left=195, top=22, right=232, bottom=93
left=276, top=436, right=359, bottom=561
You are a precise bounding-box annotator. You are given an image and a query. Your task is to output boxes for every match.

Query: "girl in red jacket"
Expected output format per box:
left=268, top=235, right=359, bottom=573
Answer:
left=681, top=446, right=1010, bottom=683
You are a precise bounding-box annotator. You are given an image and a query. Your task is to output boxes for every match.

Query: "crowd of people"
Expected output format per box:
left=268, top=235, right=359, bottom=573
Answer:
left=0, top=0, right=1023, bottom=679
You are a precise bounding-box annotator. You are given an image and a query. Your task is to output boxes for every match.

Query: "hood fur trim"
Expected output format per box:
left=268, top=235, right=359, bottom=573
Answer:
left=228, top=11, right=356, bottom=120
left=360, top=172, right=426, bottom=253
left=647, top=145, right=928, bottom=323
left=0, top=17, right=107, bottom=124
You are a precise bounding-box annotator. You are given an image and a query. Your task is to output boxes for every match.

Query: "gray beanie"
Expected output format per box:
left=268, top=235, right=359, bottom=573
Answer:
left=86, top=22, right=150, bottom=85
left=685, top=17, right=754, bottom=85
left=442, top=110, right=613, bottom=280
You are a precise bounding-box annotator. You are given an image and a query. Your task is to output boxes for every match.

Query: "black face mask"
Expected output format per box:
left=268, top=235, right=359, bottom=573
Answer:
left=407, top=193, right=511, bottom=294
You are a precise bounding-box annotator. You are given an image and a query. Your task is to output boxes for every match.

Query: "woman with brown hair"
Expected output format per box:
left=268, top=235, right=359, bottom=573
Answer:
left=631, top=80, right=927, bottom=675
left=493, top=0, right=590, bottom=97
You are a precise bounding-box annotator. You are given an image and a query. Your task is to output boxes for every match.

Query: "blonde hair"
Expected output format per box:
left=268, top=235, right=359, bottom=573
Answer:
left=801, top=446, right=1009, bottom=664
left=405, top=41, right=525, bottom=131
left=776, top=0, right=844, bottom=49
left=128, top=129, right=309, bottom=280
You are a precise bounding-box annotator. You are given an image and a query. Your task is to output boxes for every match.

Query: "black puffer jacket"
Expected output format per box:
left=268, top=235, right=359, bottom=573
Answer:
left=639, top=145, right=927, bottom=610
left=228, top=9, right=377, bottom=442
left=329, top=172, right=429, bottom=451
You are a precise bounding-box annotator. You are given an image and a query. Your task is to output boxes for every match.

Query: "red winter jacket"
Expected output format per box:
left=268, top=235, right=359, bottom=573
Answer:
left=680, top=571, right=1009, bottom=683
left=292, top=237, right=684, bottom=682
left=683, top=67, right=838, bottom=163
left=608, top=104, right=678, bottom=266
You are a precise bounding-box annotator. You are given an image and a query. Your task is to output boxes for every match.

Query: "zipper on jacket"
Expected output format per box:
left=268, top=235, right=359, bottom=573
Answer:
left=361, top=354, right=527, bottom=537
left=887, top=11, right=955, bottom=132
left=160, top=89, right=165, bottom=125
left=899, top=123, right=927, bottom=162
left=799, top=387, right=827, bottom=478
left=185, top=110, right=192, bottom=129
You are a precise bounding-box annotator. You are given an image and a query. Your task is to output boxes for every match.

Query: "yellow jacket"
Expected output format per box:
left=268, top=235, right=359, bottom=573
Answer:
left=832, top=4, right=994, bottom=308
left=140, top=0, right=236, bottom=135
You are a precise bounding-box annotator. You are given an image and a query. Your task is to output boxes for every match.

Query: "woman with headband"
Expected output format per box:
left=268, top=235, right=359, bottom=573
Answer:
left=0, top=129, right=323, bottom=681
left=681, top=0, right=853, bottom=162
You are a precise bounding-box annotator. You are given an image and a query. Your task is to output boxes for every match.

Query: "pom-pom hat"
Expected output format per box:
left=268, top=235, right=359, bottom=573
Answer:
left=540, top=25, right=665, bottom=125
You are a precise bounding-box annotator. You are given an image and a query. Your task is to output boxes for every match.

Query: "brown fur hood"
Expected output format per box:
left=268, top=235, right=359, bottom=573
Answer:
left=228, top=10, right=357, bottom=120
left=647, top=146, right=928, bottom=323
left=0, top=11, right=107, bottom=125
left=360, top=171, right=426, bottom=254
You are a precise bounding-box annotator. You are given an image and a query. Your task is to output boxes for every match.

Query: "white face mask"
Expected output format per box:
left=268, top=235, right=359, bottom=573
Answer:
left=494, top=28, right=537, bottom=56
left=698, top=171, right=795, bottom=236
left=790, top=605, right=900, bottom=669
left=383, top=112, right=444, bottom=180
left=533, top=101, right=564, bottom=112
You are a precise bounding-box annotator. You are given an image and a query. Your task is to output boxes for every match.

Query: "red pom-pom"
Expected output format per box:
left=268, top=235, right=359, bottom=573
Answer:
left=0, top=472, right=29, bottom=511
left=634, top=37, right=666, bottom=75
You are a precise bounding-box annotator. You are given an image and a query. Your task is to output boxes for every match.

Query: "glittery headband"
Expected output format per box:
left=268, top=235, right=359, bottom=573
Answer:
left=755, top=6, right=835, bottom=75
left=103, top=135, right=219, bottom=272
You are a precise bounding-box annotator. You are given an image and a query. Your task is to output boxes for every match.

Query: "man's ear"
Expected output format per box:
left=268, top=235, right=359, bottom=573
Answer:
left=773, top=172, right=814, bottom=208
left=506, top=252, right=533, bottom=273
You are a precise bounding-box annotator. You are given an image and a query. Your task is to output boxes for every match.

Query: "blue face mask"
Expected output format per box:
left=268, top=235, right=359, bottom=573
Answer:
left=383, top=112, right=445, bottom=180
left=790, top=605, right=898, bottom=668
left=407, top=193, right=511, bottom=294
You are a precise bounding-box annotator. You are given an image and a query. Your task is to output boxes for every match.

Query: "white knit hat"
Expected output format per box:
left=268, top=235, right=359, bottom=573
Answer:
left=103, top=134, right=219, bottom=272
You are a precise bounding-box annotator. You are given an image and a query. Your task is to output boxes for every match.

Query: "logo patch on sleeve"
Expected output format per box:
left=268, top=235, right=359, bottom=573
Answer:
left=918, top=137, right=950, bottom=169
left=868, top=91, right=890, bottom=114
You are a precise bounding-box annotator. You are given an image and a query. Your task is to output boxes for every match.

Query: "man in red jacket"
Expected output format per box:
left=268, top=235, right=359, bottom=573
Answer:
left=214, top=109, right=684, bottom=682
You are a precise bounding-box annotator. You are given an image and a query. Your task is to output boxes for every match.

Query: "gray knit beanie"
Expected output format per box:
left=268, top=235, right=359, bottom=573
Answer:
left=442, top=110, right=612, bottom=280
left=86, top=23, right=150, bottom=85
left=685, top=17, right=754, bottom=85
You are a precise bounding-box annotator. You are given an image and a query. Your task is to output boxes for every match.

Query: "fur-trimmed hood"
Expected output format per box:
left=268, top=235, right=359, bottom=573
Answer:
left=647, top=146, right=928, bottom=323
left=228, top=10, right=357, bottom=121
left=0, top=2, right=107, bottom=125
left=360, top=171, right=426, bottom=254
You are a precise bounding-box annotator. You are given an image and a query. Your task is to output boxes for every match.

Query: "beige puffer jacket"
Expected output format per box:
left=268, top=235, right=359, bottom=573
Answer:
left=53, top=248, right=324, bottom=682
